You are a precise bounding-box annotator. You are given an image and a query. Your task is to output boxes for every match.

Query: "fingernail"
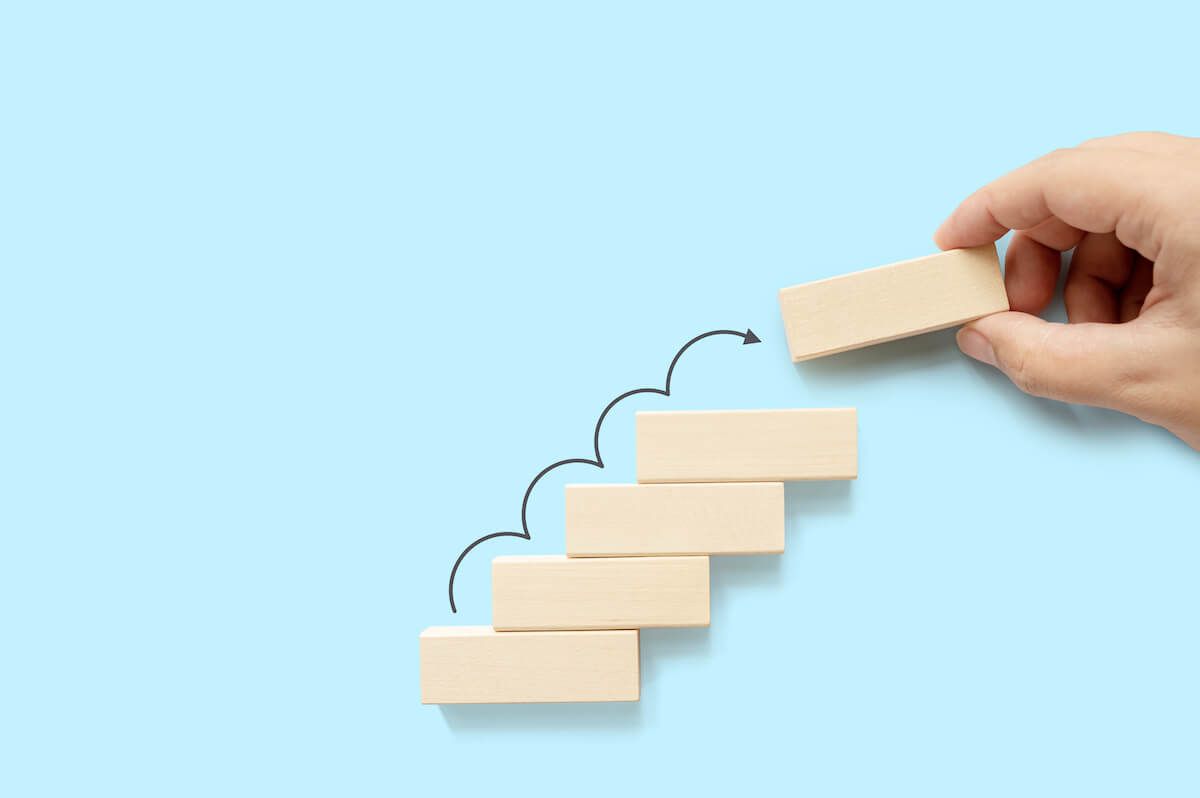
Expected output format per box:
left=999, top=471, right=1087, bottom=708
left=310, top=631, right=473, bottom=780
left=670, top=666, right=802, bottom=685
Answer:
left=957, top=328, right=997, bottom=367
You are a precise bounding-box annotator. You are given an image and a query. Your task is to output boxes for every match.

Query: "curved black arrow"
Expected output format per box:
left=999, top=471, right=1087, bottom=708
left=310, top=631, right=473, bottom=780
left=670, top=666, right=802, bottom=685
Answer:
left=447, top=327, right=761, bottom=612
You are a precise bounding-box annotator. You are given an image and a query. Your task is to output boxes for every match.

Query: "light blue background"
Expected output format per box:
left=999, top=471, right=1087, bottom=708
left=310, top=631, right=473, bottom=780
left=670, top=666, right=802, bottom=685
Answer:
left=2, top=2, right=1198, bottom=795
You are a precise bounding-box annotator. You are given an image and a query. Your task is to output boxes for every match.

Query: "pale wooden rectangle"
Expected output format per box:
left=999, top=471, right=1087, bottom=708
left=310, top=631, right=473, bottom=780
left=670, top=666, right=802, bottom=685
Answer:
left=420, top=626, right=639, bottom=704
left=565, top=482, right=784, bottom=557
left=778, top=244, right=1009, bottom=362
left=636, top=408, right=857, bottom=483
left=492, top=555, right=709, bottom=631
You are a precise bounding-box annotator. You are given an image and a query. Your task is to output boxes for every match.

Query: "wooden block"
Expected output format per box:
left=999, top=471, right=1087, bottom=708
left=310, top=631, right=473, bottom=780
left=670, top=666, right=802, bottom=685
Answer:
left=778, top=244, right=1008, bottom=362
left=565, top=482, right=784, bottom=557
left=492, top=555, right=709, bottom=631
left=420, top=626, right=639, bottom=704
left=636, top=408, right=857, bottom=483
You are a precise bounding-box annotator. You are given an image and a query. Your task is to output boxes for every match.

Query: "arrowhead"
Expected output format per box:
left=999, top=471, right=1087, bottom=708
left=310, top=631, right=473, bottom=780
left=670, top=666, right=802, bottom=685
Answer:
left=742, top=329, right=761, bottom=345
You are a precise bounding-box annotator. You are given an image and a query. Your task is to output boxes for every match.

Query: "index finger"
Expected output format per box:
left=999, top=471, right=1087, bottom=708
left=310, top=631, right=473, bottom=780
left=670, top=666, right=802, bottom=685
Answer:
left=934, top=147, right=1181, bottom=262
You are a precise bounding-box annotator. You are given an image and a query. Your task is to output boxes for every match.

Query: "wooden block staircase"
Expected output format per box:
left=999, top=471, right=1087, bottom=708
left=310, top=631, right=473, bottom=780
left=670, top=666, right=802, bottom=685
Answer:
left=420, top=407, right=858, bottom=704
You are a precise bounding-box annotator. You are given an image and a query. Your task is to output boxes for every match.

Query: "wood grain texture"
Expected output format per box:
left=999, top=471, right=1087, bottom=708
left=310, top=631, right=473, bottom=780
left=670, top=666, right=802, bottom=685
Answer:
left=565, top=482, right=784, bottom=557
left=492, top=555, right=709, bottom=631
left=636, top=408, right=857, bottom=483
left=420, top=626, right=640, bottom=704
left=778, top=244, right=1008, bottom=362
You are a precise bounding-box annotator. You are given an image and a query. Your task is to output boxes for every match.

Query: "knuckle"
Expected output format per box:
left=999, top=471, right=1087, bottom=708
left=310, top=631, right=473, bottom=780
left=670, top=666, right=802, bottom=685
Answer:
left=997, top=323, right=1058, bottom=398
left=1118, top=373, right=1182, bottom=428
left=1002, top=344, right=1048, bottom=397
left=1089, top=339, right=1156, bottom=411
left=1109, top=364, right=1157, bottom=413
left=1111, top=330, right=1188, bottom=421
left=1078, top=132, right=1141, bottom=149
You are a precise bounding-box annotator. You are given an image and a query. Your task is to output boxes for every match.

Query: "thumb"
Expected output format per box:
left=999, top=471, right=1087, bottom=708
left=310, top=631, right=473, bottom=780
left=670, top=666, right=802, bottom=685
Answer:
left=956, top=311, right=1154, bottom=414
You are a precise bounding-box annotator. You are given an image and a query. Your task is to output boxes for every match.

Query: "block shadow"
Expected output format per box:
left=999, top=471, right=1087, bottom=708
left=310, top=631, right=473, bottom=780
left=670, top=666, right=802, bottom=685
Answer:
left=785, top=480, right=853, bottom=522
left=793, top=328, right=960, bottom=384
left=438, top=627, right=712, bottom=734
left=959, top=357, right=1165, bottom=444
left=438, top=694, right=644, bottom=733
left=707, top=555, right=783, bottom=629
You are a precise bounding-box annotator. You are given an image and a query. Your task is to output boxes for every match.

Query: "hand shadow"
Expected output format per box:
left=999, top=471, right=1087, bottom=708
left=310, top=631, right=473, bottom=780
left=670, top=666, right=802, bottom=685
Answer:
left=795, top=326, right=1167, bottom=446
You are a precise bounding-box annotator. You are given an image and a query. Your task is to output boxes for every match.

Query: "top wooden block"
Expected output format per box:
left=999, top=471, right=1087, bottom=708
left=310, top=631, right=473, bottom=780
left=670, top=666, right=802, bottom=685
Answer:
left=636, top=408, right=857, bottom=483
left=778, top=244, right=1008, bottom=362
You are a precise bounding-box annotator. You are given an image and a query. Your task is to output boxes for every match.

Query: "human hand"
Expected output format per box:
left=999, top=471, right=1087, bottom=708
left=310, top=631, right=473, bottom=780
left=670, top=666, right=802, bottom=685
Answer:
left=935, top=132, right=1200, bottom=450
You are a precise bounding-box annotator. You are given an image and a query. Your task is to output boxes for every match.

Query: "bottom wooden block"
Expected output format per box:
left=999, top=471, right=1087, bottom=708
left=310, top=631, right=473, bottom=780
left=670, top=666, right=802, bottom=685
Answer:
left=419, top=626, right=640, bottom=704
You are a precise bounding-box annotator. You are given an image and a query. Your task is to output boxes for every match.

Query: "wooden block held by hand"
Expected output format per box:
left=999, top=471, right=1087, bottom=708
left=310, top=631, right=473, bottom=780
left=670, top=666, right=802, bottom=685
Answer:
left=566, top=482, right=785, bottom=557
left=492, top=555, right=709, bottom=631
left=778, top=244, right=1008, bottom=362
left=420, top=626, right=640, bottom=704
left=636, top=408, right=857, bottom=483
